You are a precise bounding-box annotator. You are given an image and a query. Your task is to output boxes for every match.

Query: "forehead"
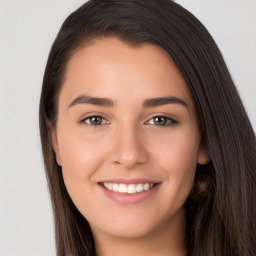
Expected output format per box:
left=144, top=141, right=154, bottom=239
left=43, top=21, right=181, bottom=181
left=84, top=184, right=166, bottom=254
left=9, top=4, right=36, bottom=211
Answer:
left=60, top=37, right=193, bottom=108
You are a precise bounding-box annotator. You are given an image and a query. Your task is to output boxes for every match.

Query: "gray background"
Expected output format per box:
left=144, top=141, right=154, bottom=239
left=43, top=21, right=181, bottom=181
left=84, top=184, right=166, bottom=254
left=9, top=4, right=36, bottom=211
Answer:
left=0, top=0, right=255, bottom=255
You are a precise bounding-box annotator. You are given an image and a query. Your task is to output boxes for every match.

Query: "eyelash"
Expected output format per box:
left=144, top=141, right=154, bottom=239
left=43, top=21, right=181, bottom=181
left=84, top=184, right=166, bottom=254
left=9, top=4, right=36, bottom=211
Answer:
left=79, top=115, right=178, bottom=127
left=145, top=116, right=178, bottom=126
left=79, top=115, right=109, bottom=126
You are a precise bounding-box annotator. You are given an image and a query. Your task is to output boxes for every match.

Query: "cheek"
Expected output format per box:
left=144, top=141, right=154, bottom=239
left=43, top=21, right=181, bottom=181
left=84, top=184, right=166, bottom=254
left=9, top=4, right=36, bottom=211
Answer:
left=152, top=127, right=200, bottom=171
left=151, top=128, right=200, bottom=204
left=163, top=141, right=198, bottom=189
left=57, top=130, right=110, bottom=215
left=57, top=128, right=108, bottom=186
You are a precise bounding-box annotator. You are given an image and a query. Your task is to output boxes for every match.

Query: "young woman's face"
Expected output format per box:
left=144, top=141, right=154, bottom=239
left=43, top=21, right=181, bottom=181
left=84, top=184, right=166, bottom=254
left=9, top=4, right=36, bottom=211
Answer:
left=51, top=38, right=207, bottom=240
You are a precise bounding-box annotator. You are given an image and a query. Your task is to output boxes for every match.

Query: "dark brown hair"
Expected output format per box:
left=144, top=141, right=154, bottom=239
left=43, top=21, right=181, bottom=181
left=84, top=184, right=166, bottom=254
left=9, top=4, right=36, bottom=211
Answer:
left=39, top=0, right=256, bottom=255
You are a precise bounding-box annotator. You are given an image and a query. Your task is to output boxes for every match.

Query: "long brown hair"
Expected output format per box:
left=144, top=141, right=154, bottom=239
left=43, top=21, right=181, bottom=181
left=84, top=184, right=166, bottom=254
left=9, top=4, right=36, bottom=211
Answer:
left=39, top=0, right=256, bottom=255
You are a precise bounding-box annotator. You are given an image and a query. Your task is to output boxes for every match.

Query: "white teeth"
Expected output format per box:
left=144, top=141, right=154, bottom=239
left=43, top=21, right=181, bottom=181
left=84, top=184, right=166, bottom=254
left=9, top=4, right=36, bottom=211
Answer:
left=143, top=183, right=150, bottom=191
left=113, top=183, right=119, bottom=192
left=103, top=182, right=156, bottom=193
left=119, top=184, right=127, bottom=193
left=127, top=184, right=136, bottom=193
left=136, top=183, right=144, bottom=192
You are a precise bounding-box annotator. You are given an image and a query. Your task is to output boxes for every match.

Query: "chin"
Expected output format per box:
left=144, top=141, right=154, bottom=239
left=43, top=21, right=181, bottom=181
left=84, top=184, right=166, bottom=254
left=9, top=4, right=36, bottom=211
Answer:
left=94, top=223, right=158, bottom=240
left=88, top=209, right=175, bottom=240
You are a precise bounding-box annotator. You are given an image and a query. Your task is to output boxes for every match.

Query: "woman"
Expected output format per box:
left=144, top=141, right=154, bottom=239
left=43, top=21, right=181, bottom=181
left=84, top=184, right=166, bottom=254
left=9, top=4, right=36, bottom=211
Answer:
left=39, top=0, right=256, bottom=255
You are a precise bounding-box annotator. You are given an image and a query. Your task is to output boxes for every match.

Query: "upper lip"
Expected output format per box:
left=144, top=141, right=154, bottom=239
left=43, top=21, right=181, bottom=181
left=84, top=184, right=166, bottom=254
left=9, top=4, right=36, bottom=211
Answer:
left=98, top=178, right=160, bottom=185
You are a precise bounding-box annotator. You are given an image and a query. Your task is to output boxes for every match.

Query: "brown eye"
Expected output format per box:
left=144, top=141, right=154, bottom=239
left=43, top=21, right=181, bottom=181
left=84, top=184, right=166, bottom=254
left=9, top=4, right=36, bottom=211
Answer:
left=83, top=116, right=107, bottom=126
left=147, top=116, right=177, bottom=126
left=153, top=116, right=168, bottom=125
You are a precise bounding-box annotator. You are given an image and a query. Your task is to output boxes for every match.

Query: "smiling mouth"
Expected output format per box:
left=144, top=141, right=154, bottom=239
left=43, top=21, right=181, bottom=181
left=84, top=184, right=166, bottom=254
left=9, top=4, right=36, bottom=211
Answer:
left=100, top=182, right=159, bottom=194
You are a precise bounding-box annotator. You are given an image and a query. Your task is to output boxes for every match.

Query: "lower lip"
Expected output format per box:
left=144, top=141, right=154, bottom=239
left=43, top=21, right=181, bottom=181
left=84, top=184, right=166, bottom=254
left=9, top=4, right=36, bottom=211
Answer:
left=99, top=184, right=160, bottom=204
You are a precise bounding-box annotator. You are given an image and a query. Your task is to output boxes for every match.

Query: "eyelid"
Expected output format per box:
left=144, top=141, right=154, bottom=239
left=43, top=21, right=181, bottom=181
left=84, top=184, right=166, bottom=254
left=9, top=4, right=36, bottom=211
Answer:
left=78, top=111, right=109, bottom=121
left=79, top=114, right=110, bottom=126
left=144, top=115, right=178, bottom=126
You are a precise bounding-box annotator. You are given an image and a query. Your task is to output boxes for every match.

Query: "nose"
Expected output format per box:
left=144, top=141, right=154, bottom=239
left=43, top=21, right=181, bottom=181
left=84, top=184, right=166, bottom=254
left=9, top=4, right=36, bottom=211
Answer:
left=109, top=125, right=149, bottom=169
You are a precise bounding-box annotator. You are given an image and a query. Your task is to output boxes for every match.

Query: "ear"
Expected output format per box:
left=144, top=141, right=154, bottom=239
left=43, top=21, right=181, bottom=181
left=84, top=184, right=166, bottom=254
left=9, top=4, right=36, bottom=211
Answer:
left=197, top=140, right=209, bottom=165
left=47, top=119, right=62, bottom=166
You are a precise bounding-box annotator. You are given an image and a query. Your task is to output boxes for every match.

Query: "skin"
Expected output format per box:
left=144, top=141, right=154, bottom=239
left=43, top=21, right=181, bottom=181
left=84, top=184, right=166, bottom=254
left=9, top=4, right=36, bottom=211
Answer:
left=50, top=37, right=208, bottom=256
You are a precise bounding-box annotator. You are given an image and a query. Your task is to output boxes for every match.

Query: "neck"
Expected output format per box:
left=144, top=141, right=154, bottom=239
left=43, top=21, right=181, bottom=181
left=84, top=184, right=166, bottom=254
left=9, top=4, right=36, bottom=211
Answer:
left=92, top=208, right=187, bottom=256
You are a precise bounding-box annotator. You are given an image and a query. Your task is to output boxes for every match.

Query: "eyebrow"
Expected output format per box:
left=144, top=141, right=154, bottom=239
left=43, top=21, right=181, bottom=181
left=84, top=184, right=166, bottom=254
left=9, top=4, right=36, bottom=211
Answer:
left=69, top=95, right=115, bottom=108
left=68, top=95, right=189, bottom=110
left=142, top=97, right=189, bottom=109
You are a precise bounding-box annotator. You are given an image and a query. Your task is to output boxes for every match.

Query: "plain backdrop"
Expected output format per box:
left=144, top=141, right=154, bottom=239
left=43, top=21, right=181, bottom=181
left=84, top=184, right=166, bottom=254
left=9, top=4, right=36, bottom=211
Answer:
left=0, top=0, right=255, bottom=255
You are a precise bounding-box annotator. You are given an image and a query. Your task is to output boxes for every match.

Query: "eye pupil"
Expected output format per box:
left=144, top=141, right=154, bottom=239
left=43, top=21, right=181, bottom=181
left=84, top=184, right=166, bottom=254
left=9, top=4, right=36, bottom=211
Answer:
left=90, top=116, right=102, bottom=125
left=154, top=116, right=167, bottom=125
